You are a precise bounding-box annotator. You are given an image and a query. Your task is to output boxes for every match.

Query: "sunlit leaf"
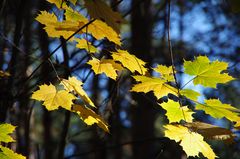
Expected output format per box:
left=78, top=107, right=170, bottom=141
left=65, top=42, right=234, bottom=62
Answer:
left=36, top=11, right=84, bottom=40
left=73, top=104, right=109, bottom=132
left=195, top=99, right=240, bottom=122
left=180, top=89, right=201, bottom=101
left=60, top=76, right=95, bottom=107
left=31, top=84, right=76, bottom=111
left=111, top=49, right=147, bottom=75
left=0, top=124, right=15, bottom=143
left=0, top=71, right=10, bottom=78
left=0, top=146, right=25, bottom=159
left=153, top=65, right=174, bottom=82
left=131, top=76, right=177, bottom=99
left=164, top=124, right=216, bottom=159
left=160, top=99, right=194, bottom=123
left=87, top=58, right=124, bottom=80
left=75, top=39, right=98, bottom=53
left=184, top=56, right=234, bottom=88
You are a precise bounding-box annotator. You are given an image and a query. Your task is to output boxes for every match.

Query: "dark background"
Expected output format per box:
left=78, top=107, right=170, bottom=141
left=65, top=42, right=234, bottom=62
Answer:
left=0, top=0, right=240, bottom=158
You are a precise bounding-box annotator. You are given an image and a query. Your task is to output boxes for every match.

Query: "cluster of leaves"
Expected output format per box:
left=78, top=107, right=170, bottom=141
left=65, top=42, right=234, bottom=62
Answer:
left=30, top=0, right=240, bottom=159
left=0, top=124, right=26, bottom=159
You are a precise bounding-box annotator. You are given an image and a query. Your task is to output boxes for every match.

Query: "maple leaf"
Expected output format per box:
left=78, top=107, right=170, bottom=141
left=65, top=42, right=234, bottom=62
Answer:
left=36, top=11, right=84, bottom=40
left=0, top=146, right=25, bottom=159
left=111, top=49, right=147, bottom=75
left=60, top=76, right=95, bottom=107
left=75, top=39, right=98, bottom=53
left=184, top=56, right=234, bottom=88
left=153, top=65, right=175, bottom=82
left=87, top=20, right=121, bottom=45
left=87, top=58, right=124, bottom=80
left=31, top=84, right=76, bottom=111
left=160, top=99, right=194, bottom=123
left=180, top=89, right=201, bottom=101
left=131, top=76, right=177, bottom=99
left=72, top=104, right=109, bottom=132
left=164, top=124, right=216, bottom=159
left=84, top=0, right=126, bottom=33
left=0, top=124, right=15, bottom=143
left=185, top=122, right=235, bottom=143
left=195, top=99, right=240, bottom=122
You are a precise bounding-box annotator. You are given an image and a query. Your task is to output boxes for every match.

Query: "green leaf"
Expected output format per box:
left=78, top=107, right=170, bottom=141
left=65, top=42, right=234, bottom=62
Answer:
left=180, top=89, right=201, bottom=101
left=195, top=99, right=240, bottom=122
left=160, top=99, right=194, bottom=123
left=0, top=124, right=15, bottom=143
left=183, top=56, right=234, bottom=88
left=0, top=146, right=25, bottom=159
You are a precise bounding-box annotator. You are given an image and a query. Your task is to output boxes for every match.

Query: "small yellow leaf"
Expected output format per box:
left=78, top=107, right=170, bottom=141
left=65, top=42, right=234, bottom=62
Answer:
left=87, top=58, right=123, bottom=80
left=153, top=65, right=174, bottom=82
left=111, top=49, right=147, bottom=75
left=0, top=124, right=15, bottom=143
left=196, top=99, right=240, bottom=122
left=131, top=76, right=177, bottom=99
left=73, top=104, right=109, bottom=132
left=164, top=124, right=216, bottom=159
left=0, top=146, right=26, bottom=159
left=160, top=99, right=194, bottom=123
left=60, top=77, right=95, bottom=107
left=75, top=39, right=98, bottom=53
left=180, top=89, right=201, bottom=101
left=31, top=84, right=76, bottom=111
left=184, top=56, right=234, bottom=88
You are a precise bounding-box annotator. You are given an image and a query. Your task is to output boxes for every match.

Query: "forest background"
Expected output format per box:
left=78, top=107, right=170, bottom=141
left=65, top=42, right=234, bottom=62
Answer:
left=0, top=0, right=240, bottom=159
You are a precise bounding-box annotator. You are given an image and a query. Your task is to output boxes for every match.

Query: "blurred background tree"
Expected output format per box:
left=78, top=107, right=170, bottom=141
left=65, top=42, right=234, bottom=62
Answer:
left=0, top=0, right=239, bottom=158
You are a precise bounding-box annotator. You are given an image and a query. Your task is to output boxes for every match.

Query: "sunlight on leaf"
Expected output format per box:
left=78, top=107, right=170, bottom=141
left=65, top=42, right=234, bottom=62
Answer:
left=75, top=39, right=98, bottom=53
left=0, top=124, right=15, bottom=143
left=164, top=124, right=216, bottom=159
left=60, top=76, right=95, bottom=107
left=195, top=99, right=240, bottom=122
left=0, top=146, right=26, bottom=159
left=131, top=76, right=177, bottom=99
left=153, top=65, right=174, bottom=82
left=111, top=49, right=147, bottom=75
left=88, top=58, right=124, bottom=80
left=31, top=84, right=76, bottom=111
left=160, top=99, right=194, bottom=123
left=180, top=89, right=200, bottom=101
left=184, top=56, right=234, bottom=88
left=73, top=104, right=109, bottom=132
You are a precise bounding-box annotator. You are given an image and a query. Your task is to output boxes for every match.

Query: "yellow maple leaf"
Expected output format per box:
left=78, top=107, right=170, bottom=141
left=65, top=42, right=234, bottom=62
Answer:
left=153, top=65, right=175, bottom=82
left=0, top=70, right=10, bottom=78
left=60, top=76, right=95, bottom=107
left=72, top=104, right=109, bottom=132
left=131, top=76, right=177, bottom=99
left=31, top=84, right=76, bottom=111
left=160, top=99, right=194, bottom=123
left=164, top=124, right=216, bottom=159
left=184, top=56, right=234, bottom=88
left=87, top=58, right=124, bottom=80
left=75, top=39, right=98, bottom=53
left=111, top=49, right=147, bottom=75
left=87, top=19, right=121, bottom=45
left=195, top=99, right=240, bottom=122
left=36, top=11, right=84, bottom=40
left=84, top=0, right=126, bottom=33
